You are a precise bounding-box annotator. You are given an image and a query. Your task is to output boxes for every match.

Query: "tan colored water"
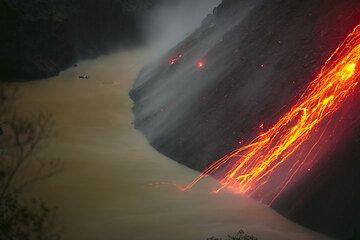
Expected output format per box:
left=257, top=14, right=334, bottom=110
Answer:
left=15, top=50, right=329, bottom=240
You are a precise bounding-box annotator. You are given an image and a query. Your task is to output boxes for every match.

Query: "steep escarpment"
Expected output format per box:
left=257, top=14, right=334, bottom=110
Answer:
left=130, top=0, right=360, bottom=238
left=0, top=0, right=157, bottom=81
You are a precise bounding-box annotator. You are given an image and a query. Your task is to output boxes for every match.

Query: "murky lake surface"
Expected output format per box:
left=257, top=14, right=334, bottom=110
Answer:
left=15, top=50, right=329, bottom=240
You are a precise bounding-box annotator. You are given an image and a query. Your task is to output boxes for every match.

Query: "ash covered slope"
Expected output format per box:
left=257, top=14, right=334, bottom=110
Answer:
left=0, top=0, right=157, bottom=81
left=131, top=0, right=360, bottom=238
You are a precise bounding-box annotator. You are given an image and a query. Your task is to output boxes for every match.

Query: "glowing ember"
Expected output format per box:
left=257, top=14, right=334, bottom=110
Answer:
left=169, top=54, right=183, bottom=65
left=196, top=60, right=205, bottom=69
left=181, top=24, right=360, bottom=205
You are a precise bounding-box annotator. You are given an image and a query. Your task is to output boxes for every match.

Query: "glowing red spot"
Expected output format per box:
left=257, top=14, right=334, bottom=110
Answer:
left=196, top=60, right=205, bottom=69
left=168, top=53, right=183, bottom=65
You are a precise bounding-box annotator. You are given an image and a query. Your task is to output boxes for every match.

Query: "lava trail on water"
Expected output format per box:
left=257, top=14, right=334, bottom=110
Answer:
left=181, top=24, right=360, bottom=205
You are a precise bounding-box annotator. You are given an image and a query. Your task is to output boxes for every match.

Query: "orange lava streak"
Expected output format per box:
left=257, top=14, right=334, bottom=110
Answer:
left=182, top=24, right=360, bottom=204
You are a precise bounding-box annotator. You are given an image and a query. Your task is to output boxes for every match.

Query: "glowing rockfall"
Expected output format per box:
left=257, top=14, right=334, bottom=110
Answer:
left=182, top=24, right=360, bottom=205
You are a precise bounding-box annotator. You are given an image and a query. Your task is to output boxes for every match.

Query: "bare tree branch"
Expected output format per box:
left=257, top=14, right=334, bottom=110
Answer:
left=0, top=84, right=61, bottom=240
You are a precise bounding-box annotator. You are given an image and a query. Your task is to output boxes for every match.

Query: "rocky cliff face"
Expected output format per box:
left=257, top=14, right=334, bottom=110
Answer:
left=130, top=0, right=360, bottom=238
left=0, top=0, right=158, bottom=81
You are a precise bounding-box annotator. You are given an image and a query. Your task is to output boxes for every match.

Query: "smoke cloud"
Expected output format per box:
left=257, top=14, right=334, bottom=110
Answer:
left=142, top=0, right=221, bottom=56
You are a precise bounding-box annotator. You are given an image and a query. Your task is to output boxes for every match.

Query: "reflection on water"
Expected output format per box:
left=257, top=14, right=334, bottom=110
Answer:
left=15, top=50, right=328, bottom=240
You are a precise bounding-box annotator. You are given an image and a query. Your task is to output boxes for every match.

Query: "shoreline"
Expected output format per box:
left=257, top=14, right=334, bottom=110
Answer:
left=14, top=49, right=328, bottom=240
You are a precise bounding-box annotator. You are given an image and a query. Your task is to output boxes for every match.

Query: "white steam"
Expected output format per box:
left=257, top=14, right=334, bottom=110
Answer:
left=143, top=0, right=221, bottom=56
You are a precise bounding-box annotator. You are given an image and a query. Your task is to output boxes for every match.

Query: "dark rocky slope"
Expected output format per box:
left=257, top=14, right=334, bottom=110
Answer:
left=130, top=0, right=360, bottom=238
left=0, top=0, right=158, bottom=81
